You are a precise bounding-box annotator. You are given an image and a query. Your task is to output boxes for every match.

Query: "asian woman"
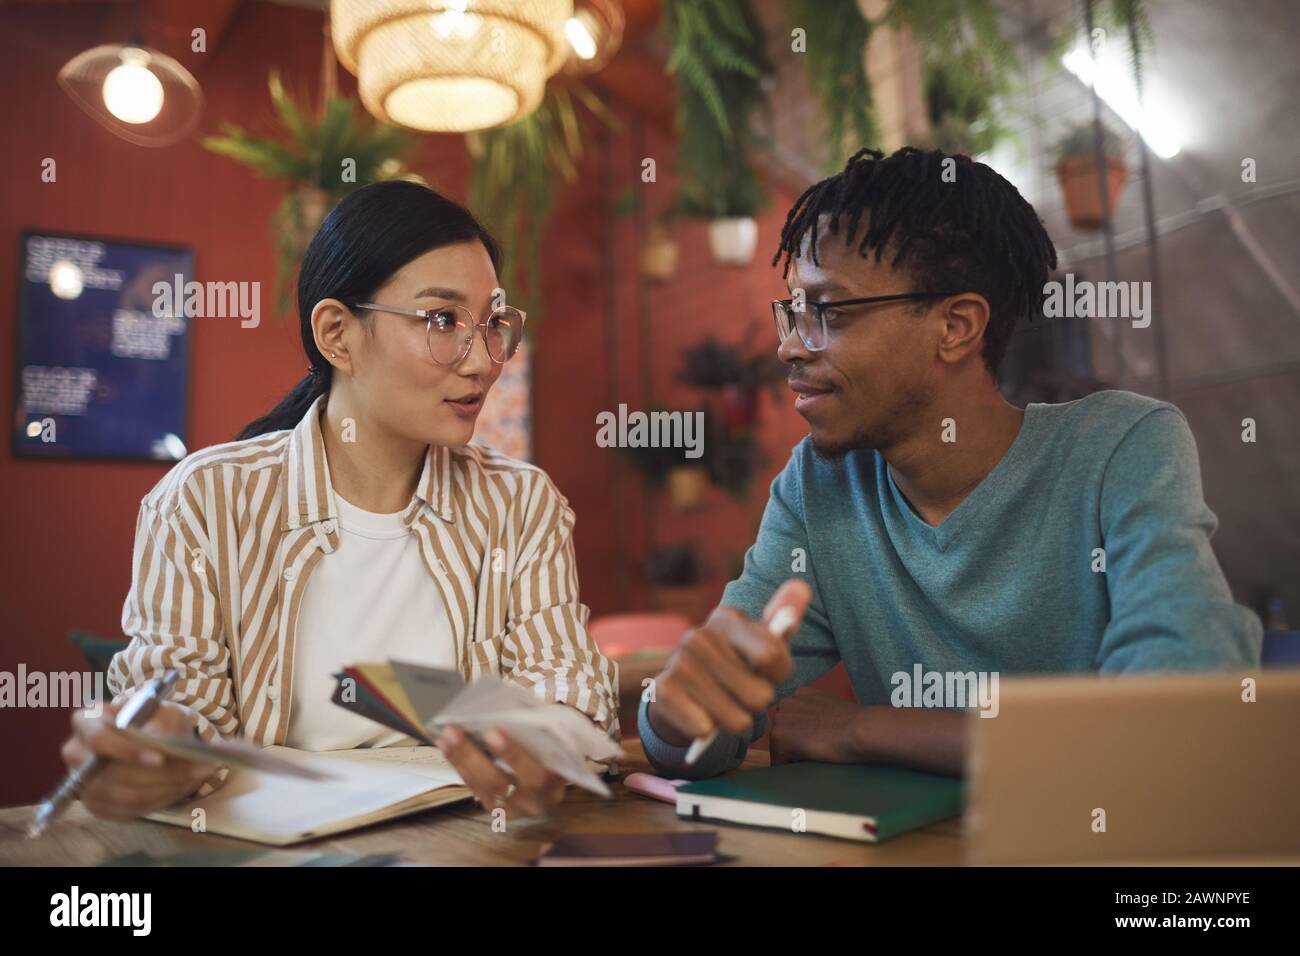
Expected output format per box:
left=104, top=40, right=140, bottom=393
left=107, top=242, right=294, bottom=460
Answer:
left=60, top=181, right=618, bottom=821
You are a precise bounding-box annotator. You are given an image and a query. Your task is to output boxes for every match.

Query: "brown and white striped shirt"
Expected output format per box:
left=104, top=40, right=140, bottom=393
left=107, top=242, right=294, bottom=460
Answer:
left=107, top=396, right=618, bottom=790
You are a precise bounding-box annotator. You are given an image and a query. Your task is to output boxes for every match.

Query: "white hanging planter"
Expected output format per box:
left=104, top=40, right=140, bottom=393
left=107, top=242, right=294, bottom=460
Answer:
left=707, top=216, right=758, bottom=266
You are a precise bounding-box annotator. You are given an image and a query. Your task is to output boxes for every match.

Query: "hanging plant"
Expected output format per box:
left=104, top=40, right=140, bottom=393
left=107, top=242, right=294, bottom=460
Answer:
left=877, top=0, right=1019, bottom=157
left=664, top=0, right=773, bottom=228
left=203, top=71, right=416, bottom=315
left=1047, top=0, right=1154, bottom=75
left=466, top=81, right=618, bottom=320
left=1053, top=121, right=1129, bottom=230
left=615, top=186, right=681, bottom=282
left=923, top=56, right=1015, bottom=157
left=676, top=326, right=782, bottom=497
left=786, top=0, right=880, bottom=173
left=676, top=329, right=785, bottom=398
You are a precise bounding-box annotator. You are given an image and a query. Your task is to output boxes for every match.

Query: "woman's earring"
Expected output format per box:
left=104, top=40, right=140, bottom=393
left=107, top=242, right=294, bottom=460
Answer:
left=330, top=352, right=337, bottom=359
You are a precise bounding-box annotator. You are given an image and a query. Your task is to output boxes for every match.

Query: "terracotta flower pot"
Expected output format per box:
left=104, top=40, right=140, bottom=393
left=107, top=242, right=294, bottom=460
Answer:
left=666, top=465, right=708, bottom=510
left=1056, top=155, right=1127, bottom=231
left=640, top=223, right=679, bottom=282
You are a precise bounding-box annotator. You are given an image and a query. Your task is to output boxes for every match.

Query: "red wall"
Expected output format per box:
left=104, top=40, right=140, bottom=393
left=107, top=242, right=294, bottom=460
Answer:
left=0, top=2, right=808, bottom=806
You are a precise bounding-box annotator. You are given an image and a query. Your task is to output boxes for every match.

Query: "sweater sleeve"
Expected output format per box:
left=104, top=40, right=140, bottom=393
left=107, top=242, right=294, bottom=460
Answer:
left=1094, top=408, right=1262, bottom=672
left=640, top=448, right=840, bottom=778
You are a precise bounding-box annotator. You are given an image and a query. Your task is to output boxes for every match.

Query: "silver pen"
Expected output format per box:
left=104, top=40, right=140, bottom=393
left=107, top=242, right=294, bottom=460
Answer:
left=29, top=670, right=180, bottom=838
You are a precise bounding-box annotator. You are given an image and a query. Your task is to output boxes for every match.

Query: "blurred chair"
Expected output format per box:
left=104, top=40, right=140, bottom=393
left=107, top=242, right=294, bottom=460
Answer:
left=589, top=612, right=691, bottom=659
left=67, top=628, right=128, bottom=677
left=589, top=613, right=691, bottom=739
left=1262, top=629, right=1300, bottom=667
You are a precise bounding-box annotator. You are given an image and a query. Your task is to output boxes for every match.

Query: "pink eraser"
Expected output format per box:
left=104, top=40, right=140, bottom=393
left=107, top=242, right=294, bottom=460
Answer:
left=622, top=772, right=686, bottom=804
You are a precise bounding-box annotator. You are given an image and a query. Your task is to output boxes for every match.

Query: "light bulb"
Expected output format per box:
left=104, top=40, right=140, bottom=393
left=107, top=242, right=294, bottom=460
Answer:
left=102, top=49, right=164, bottom=124
left=565, top=16, right=598, bottom=60
left=49, top=260, right=84, bottom=300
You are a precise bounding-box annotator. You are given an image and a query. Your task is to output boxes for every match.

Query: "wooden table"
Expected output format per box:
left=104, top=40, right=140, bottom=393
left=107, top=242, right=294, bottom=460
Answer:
left=0, top=742, right=965, bottom=866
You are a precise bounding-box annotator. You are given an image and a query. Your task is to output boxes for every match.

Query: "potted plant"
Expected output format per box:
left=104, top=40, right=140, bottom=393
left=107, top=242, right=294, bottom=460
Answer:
left=922, top=57, right=1014, bottom=158
left=677, top=328, right=785, bottom=432
left=617, top=408, right=712, bottom=509
left=664, top=461, right=709, bottom=510
left=786, top=0, right=878, bottom=174
left=664, top=0, right=773, bottom=266
left=642, top=218, right=681, bottom=281
left=879, top=0, right=1019, bottom=159
left=675, top=329, right=784, bottom=499
left=203, top=71, right=415, bottom=316
left=1054, top=121, right=1128, bottom=230
left=645, top=542, right=710, bottom=620
left=615, top=187, right=680, bottom=283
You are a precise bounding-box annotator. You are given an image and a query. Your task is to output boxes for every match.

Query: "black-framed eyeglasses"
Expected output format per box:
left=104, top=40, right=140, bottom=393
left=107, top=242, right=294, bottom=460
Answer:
left=354, top=302, right=526, bottom=366
left=772, top=291, right=960, bottom=352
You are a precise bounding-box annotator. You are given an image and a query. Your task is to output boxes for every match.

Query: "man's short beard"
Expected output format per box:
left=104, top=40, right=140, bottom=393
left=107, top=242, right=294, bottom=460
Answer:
left=809, top=385, right=930, bottom=461
left=810, top=425, right=882, bottom=461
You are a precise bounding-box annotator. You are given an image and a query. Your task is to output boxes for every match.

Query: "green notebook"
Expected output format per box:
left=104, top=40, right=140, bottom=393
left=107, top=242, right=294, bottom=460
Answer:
left=676, top=763, right=963, bottom=843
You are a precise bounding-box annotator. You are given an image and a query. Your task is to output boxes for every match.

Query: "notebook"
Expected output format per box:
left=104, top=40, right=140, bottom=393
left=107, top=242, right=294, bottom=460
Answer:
left=536, top=831, right=722, bottom=867
left=676, top=762, right=963, bottom=843
left=146, top=745, right=472, bottom=846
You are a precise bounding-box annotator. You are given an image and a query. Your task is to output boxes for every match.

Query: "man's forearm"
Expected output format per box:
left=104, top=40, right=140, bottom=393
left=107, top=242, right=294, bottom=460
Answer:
left=853, top=706, right=968, bottom=777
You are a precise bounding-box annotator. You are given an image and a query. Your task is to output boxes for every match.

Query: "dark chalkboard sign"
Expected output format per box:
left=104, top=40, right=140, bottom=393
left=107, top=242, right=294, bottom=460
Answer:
left=13, top=231, right=193, bottom=461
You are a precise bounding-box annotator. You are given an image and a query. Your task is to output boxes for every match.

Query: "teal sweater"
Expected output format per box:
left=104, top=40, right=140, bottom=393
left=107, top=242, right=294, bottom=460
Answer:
left=640, top=390, right=1262, bottom=779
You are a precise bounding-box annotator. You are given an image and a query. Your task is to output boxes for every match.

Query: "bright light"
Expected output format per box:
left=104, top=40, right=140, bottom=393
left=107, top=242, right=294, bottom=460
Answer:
left=102, top=48, right=164, bottom=124
left=432, top=0, right=481, bottom=39
left=152, top=433, right=188, bottom=460
left=49, top=260, right=84, bottom=300
left=565, top=16, right=598, bottom=60
left=1062, top=45, right=1182, bottom=159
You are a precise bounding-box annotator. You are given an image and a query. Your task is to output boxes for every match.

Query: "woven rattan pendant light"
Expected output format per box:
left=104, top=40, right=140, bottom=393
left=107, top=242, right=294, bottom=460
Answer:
left=331, top=0, right=573, bottom=133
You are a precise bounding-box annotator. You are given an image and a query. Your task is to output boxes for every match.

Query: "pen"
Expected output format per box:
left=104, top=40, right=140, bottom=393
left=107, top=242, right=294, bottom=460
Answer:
left=684, top=605, right=800, bottom=766
left=29, top=670, right=179, bottom=838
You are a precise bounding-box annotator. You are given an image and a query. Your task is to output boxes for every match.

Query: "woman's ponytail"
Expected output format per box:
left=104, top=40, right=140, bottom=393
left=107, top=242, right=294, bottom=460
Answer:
left=235, top=366, right=330, bottom=440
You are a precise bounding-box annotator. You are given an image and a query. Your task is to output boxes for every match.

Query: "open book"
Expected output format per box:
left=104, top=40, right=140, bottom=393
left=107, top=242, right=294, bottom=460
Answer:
left=138, top=664, right=620, bottom=846
left=146, top=745, right=471, bottom=846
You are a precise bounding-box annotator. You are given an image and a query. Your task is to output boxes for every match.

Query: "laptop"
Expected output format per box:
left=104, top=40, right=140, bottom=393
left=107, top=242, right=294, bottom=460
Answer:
left=967, top=669, right=1300, bottom=864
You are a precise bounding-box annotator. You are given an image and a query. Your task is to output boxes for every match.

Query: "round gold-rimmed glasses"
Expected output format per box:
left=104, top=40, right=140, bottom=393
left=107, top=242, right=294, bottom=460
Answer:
left=354, top=301, right=526, bottom=366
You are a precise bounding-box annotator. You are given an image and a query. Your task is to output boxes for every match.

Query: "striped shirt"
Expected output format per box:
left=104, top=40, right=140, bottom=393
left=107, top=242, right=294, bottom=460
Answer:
left=107, top=396, right=619, bottom=792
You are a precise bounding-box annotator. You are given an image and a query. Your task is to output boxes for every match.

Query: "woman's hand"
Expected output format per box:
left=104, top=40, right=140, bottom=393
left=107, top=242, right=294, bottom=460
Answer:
left=61, top=700, right=217, bottom=820
left=438, top=726, right=567, bottom=819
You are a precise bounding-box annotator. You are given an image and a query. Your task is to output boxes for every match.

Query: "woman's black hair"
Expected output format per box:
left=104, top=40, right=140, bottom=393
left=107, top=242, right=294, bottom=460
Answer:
left=236, top=180, right=502, bottom=440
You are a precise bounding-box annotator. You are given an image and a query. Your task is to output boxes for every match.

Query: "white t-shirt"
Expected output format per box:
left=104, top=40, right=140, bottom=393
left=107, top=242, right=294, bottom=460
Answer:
left=286, top=493, right=455, bottom=751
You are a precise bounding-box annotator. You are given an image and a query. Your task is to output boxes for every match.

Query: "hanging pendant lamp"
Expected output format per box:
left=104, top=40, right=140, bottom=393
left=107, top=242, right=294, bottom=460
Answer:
left=331, top=0, right=573, bottom=133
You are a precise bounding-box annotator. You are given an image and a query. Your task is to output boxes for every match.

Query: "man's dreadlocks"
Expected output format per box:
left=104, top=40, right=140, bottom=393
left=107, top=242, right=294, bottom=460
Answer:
left=773, top=147, right=1058, bottom=377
